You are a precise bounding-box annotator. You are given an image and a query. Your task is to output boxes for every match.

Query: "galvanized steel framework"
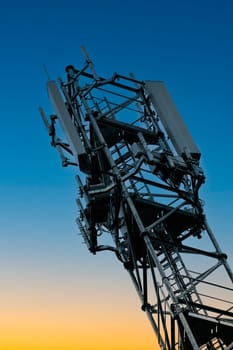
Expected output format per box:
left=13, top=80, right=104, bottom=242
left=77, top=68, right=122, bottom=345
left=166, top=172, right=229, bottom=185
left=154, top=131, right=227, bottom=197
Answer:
left=40, top=48, right=233, bottom=350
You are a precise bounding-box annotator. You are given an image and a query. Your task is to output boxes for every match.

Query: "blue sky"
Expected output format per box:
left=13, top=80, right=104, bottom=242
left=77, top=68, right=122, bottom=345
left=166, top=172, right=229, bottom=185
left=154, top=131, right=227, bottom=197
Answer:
left=0, top=0, right=232, bottom=348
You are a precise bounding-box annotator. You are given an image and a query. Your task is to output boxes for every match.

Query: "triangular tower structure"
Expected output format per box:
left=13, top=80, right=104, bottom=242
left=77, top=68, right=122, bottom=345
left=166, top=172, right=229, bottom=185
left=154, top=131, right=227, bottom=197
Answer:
left=40, top=48, right=233, bottom=349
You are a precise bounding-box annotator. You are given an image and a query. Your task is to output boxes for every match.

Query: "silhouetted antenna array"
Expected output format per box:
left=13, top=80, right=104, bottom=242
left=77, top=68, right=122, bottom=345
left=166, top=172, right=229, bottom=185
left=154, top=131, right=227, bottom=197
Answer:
left=39, top=48, right=233, bottom=350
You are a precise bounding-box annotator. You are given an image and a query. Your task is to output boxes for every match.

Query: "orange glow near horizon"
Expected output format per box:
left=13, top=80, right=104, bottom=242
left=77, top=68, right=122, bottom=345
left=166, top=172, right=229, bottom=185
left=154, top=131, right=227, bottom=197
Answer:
left=0, top=265, right=158, bottom=350
left=0, top=304, right=158, bottom=350
left=1, top=244, right=232, bottom=350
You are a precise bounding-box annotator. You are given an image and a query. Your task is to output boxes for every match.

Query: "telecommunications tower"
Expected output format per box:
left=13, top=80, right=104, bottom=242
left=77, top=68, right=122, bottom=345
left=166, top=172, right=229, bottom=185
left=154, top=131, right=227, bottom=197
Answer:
left=40, top=48, right=233, bottom=349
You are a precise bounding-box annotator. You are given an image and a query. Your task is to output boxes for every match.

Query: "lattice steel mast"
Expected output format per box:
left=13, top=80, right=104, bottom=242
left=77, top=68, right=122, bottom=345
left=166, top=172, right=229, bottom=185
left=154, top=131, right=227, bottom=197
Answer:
left=39, top=48, right=233, bottom=350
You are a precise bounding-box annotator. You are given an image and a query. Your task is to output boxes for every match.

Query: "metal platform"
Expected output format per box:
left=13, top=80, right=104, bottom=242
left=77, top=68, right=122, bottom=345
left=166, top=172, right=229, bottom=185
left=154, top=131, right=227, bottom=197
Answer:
left=40, top=48, right=233, bottom=350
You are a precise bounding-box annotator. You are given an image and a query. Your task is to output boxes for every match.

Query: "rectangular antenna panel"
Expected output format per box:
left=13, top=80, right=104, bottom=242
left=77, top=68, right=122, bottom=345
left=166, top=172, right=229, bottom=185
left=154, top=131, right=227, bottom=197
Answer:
left=47, top=81, right=86, bottom=160
left=145, top=81, right=200, bottom=160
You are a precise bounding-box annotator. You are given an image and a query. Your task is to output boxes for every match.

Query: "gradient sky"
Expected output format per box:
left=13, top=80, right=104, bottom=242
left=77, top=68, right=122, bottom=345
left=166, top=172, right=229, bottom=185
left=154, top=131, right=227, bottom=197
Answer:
left=0, top=0, right=233, bottom=349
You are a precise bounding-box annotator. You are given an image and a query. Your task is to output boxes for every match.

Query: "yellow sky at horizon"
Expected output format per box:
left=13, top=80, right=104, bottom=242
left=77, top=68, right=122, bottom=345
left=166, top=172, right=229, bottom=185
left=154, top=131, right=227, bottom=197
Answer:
left=0, top=307, right=158, bottom=350
left=0, top=259, right=158, bottom=350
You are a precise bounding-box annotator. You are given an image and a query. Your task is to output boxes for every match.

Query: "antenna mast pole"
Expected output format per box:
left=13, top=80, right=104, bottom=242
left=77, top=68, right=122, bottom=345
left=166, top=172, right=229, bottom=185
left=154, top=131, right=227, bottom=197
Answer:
left=39, top=49, right=233, bottom=349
